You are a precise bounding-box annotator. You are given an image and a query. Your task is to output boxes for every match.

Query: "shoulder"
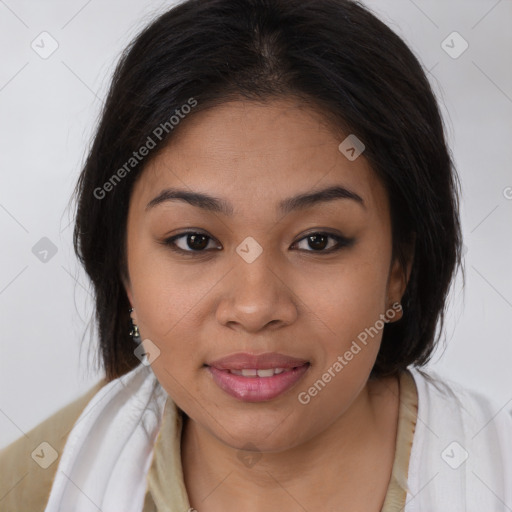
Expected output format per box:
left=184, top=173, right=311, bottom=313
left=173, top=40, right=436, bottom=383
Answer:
left=405, top=368, right=512, bottom=510
left=0, top=379, right=108, bottom=512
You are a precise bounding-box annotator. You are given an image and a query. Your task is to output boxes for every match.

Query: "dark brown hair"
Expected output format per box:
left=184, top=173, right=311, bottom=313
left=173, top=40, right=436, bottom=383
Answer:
left=72, top=0, right=463, bottom=381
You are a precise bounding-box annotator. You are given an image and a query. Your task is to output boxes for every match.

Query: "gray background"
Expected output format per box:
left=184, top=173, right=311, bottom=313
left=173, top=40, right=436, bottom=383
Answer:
left=1, top=0, right=511, bottom=449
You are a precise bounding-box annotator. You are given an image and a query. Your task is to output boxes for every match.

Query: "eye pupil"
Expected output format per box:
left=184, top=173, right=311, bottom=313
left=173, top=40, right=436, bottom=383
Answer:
left=188, top=234, right=208, bottom=250
left=308, top=234, right=328, bottom=250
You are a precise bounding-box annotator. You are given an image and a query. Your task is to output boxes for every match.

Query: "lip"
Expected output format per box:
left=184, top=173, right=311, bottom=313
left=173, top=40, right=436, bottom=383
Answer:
left=205, top=352, right=310, bottom=402
left=206, top=352, right=309, bottom=370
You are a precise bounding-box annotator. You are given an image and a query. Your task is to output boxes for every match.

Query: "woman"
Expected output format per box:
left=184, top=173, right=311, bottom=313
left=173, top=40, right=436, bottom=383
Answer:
left=1, top=0, right=510, bottom=510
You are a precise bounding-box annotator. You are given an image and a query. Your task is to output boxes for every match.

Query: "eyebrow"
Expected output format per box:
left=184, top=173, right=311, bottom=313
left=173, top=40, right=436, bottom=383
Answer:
left=145, top=185, right=365, bottom=215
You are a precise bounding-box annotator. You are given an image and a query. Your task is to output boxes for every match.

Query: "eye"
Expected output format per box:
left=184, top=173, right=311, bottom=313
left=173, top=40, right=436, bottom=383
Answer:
left=291, top=232, right=354, bottom=253
left=161, top=230, right=354, bottom=255
left=162, top=231, right=221, bottom=253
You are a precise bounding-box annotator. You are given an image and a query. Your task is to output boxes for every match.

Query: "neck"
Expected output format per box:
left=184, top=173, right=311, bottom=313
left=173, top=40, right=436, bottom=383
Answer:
left=181, top=375, right=399, bottom=512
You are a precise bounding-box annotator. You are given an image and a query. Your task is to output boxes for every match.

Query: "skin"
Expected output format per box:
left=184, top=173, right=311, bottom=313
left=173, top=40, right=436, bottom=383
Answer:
left=123, top=97, right=412, bottom=511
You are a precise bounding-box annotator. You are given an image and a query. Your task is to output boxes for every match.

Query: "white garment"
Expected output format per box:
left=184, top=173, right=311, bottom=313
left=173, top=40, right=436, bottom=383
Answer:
left=44, top=364, right=512, bottom=511
left=44, top=364, right=167, bottom=512
left=405, top=368, right=512, bottom=511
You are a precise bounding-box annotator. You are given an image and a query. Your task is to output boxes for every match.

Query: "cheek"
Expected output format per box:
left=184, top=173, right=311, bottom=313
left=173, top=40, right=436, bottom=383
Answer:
left=298, top=252, right=390, bottom=346
left=126, top=233, right=203, bottom=364
left=292, top=265, right=390, bottom=420
left=127, top=227, right=208, bottom=329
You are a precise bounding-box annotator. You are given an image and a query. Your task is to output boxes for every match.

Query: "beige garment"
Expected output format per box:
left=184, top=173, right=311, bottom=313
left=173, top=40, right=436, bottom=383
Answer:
left=143, top=369, right=418, bottom=512
left=380, top=370, right=418, bottom=511
left=0, top=379, right=108, bottom=512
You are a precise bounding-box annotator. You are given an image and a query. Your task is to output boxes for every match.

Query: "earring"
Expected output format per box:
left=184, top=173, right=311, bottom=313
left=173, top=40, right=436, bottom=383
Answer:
left=129, top=307, right=142, bottom=344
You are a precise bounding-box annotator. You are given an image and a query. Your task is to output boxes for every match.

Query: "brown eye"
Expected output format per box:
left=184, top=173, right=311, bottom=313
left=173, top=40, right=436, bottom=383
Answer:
left=305, top=234, right=330, bottom=251
left=185, top=233, right=209, bottom=250
left=163, top=232, right=220, bottom=253
left=292, top=232, right=354, bottom=253
left=162, top=230, right=353, bottom=256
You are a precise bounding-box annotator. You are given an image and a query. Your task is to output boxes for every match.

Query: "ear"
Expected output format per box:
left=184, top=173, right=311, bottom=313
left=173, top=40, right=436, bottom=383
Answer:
left=121, top=273, right=133, bottom=303
left=121, top=273, right=137, bottom=323
left=387, top=235, right=415, bottom=315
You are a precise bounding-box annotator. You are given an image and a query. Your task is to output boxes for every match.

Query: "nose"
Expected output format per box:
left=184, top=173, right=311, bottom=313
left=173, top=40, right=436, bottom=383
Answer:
left=215, top=251, right=298, bottom=334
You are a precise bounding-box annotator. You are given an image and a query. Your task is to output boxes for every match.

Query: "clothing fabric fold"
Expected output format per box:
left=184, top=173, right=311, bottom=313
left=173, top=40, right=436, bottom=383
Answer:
left=405, top=368, right=512, bottom=511
left=44, top=364, right=167, bottom=512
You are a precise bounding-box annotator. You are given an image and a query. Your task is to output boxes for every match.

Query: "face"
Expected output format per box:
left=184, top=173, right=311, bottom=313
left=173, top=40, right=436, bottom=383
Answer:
left=124, top=97, right=408, bottom=452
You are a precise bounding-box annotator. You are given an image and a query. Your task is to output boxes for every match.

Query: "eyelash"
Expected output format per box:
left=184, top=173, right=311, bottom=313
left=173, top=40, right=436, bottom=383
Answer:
left=160, top=230, right=354, bottom=256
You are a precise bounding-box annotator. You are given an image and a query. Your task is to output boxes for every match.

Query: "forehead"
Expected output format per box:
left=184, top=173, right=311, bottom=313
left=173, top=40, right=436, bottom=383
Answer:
left=131, top=98, right=388, bottom=217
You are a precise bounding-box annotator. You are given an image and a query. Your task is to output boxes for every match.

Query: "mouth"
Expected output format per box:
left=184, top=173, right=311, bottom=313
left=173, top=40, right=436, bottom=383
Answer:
left=224, top=367, right=296, bottom=377
left=204, top=352, right=311, bottom=402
